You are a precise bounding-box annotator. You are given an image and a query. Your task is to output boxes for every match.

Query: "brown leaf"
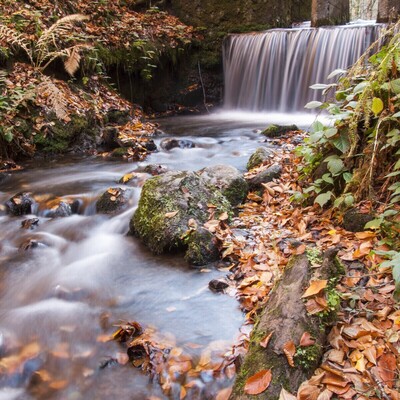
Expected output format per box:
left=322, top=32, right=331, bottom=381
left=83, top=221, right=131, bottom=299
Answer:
left=377, top=353, right=396, bottom=388
left=302, top=280, right=328, bottom=298
left=297, top=382, right=320, bottom=400
left=317, top=389, right=333, bottom=400
left=300, top=332, right=315, bottom=347
left=244, top=369, right=272, bottom=395
left=279, top=388, right=296, bottom=400
left=260, top=332, right=274, bottom=348
left=216, top=387, right=232, bottom=400
left=283, top=341, right=296, bottom=367
left=165, top=211, right=178, bottom=218
left=295, top=244, right=307, bottom=255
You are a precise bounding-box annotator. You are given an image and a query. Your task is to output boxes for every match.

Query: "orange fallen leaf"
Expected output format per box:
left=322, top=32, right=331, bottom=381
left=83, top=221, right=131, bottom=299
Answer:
left=377, top=353, right=396, bottom=388
left=300, top=332, right=316, bottom=347
left=283, top=341, right=296, bottom=367
left=297, top=382, right=320, bottom=400
left=244, top=369, right=272, bottom=395
left=302, top=280, right=328, bottom=298
left=260, top=332, right=273, bottom=348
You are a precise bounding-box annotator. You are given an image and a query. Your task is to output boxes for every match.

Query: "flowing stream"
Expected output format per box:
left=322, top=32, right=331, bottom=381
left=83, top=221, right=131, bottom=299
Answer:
left=0, top=112, right=315, bottom=400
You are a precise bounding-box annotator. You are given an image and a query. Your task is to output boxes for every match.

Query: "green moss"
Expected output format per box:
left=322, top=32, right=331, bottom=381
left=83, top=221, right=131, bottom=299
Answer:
left=261, top=124, right=298, bottom=138
left=294, top=344, right=322, bottom=370
left=306, top=247, right=323, bottom=265
left=34, top=113, right=97, bottom=153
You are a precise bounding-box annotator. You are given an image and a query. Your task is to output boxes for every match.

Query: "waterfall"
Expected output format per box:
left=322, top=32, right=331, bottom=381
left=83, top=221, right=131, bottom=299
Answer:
left=223, top=24, right=382, bottom=112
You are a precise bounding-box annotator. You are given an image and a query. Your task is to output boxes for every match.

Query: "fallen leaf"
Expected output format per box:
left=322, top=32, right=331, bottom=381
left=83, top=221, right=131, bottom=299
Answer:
left=279, top=388, right=296, bottom=400
left=300, top=332, right=316, bottom=347
left=244, top=369, right=272, bottom=395
left=297, top=381, right=320, bottom=400
left=302, top=280, right=328, bottom=298
left=260, top=332, right=273, bottom=348
left=283, top=341, right=296, bottom=367
left=165, top=211, right=178, bottom=218
left=216, top=387, right=232, bottom=400
left=377, top=353, right=396, bottom=388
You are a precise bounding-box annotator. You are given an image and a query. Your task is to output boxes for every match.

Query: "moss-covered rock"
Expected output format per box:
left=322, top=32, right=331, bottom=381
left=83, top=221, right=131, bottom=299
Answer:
left=130, top=170, right=231, bottom=258
left=261, top=124, right=298, bottom=138
left=185, top=227, right=220, bottom=266
left=342, top=208, right=375, bottom=232
left=247, top=147, right=273, bottom=170
left=34, top=113, right=98, bottom=154
left=199, top=164, right=248, bottom=206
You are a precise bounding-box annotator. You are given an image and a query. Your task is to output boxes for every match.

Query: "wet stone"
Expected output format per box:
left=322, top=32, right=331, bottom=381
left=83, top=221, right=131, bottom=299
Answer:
left=209, top=279, right=230, bottom=293
left=45, top=201, right=73, bottom=218
left=247, top=147, right=273, bottom=170
left=5, top=192, right=35, bottom=216
left=20, top=239, right=47, bottom=251
left=21, top=218, right=40, bottom=230
left=247, top=164, right=282, bottom=189
left=160, top=138, right=195, bottom=151
left=142, top=164, right=169, bottom=176
left=96, top=187, right=133, bottom=214
left=343, top=208, right=375, bottom=232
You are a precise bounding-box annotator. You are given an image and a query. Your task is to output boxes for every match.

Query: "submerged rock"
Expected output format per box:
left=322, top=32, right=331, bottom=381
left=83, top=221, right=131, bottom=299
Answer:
left=160, top=138, right=195, bottom=151
left=142, top=164, right=169, bottom=176
left=21, top=218, right=40, bottom=230
left=247, top=164, right=282, bottom=189
left=246, top=147, right=273, bottom=170
left=199, top=165, right=248, bottom=206
left=262, top=124, right=298, bottom=137
left=5, top=193, right=35, bottom=216
left=130, top=170, right=231, bottom=262
left=96, top=187, right=133, bottom=214
left=46, top=201, right=73, bottom=218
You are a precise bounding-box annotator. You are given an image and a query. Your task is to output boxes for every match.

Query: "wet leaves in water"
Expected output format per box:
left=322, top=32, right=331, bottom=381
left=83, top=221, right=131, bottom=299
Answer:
left=112, top=321, right=143, bottom=342
left=244, top=369, right=272, bottom=395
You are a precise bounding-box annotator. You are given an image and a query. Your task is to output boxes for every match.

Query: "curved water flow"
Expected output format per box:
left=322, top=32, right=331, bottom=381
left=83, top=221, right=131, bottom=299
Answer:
left=0, top=113, right=316, bottom=399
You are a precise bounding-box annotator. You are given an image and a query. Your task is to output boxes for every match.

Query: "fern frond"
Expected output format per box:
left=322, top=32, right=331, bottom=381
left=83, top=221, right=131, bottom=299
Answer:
left=37, top=76, right=69, bottom=122
left=0, top=24, right=33, bottom=63
left=64, top=47, right=82, bottom=76
left=35, top=14, right=89, bottom=68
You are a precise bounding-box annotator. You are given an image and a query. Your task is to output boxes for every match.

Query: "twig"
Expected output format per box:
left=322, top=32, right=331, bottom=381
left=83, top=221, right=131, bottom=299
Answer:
left=197, top=61, right=209, bottom=114
left=367, top=370, right=391, bottom=400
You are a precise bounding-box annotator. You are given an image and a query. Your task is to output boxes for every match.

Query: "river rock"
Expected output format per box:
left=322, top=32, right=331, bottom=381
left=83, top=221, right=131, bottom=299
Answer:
left=185, top=227, right=220, bottom=266
left=342, top=208, right=375, bottom=232
left=96, top=187, right=133, bottom=214
left=246, top=147, right=273, bottom=170
left=160, top=138, right=195, bottom=151
left=247, top=164, right=282, bottom=189
left=5, top=192, right=35, bottom=216
left=142, top=164, right=169, bottom=176
left=21, top=218, right=40, bottom=230
left=130, top=170, right=231, bottom=261
left=106, top=108, right=130, bottom=125
left=45, top=201, right=73, bottom=218
left=261, top=124, right=298, bottom=137
left=102, top=126, right=119, bottom=149
left=199, top=165, right=248, bottom=206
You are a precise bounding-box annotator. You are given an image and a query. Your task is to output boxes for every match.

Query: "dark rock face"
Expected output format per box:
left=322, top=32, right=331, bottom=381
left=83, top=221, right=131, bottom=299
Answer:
left=199, top=165, right=248, bottom=206
left=246, top=147, right=273, bottom=170
left=45, top=202, right=73, bottom=218
left=130, top=170, right=231, bottom=263
left=160, top=138, right=195, bottom=151
left=311, top=0, right=349, bottom=27
left=261, top=124, right=298, bottom=138
left=247, top=165, right=282, bottom=189
left=343, top=208, right=375, bottom=232
left=5, top=193, right=35, bottom=216
left=96, top=188, right=134, bottom=214
left=102, top=126, right=119, bottom=149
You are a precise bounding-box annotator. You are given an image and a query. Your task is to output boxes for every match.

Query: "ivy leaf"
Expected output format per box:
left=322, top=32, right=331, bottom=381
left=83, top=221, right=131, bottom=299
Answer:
left=314, top=192, right=333, bottom=207
left=332, top=131, right=350, bottom=153
left=371, top=97, right=384, bottom=115
left=324, top=127, right=338, bottom=138
left=305, top=101, right=323, bottom=109
left=310, top=83, right=329, bottom=90
left=364, top=218, right=383, bottom=229
left=327, top=68, right=346, bottom=79
left=327, top=157, right=344, bottom=175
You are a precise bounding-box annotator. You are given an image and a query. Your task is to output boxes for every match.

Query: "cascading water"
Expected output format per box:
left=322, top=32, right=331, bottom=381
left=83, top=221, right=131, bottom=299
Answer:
left=223, top=24, right=382, bottom=112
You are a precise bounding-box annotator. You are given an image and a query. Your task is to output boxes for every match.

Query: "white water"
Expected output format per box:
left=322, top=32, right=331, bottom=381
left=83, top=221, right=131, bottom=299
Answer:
left=223, top=24, right=382, bottom=111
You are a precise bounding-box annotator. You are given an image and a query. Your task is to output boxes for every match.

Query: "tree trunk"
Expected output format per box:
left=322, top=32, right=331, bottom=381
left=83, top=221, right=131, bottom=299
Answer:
left=231, top=248, right=344, bottom=400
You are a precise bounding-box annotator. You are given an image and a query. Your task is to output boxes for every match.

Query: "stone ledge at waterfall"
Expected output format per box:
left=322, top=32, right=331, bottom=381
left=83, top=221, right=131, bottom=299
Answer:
left=130, top=166, right=248, bottom=266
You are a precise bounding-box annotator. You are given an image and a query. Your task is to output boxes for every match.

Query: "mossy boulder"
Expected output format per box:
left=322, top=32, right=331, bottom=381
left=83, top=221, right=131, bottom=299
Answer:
left=342, top=208, right=375, bottom=232
left=247, top=147, right=273, bottom=170
left=261, top=124, right=298, bottom=138
left=130, top=170, right=231, bottom=261
left=199, top=165, right=248, bottom=206
left=185, top=227, right=220, bottom=266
